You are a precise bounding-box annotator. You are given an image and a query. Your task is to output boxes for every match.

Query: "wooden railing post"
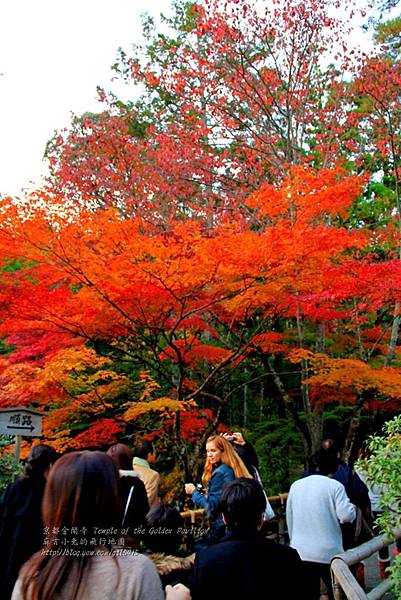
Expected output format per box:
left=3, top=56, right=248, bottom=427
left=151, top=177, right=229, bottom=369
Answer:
left=331, top=527, right=401, bottom=600
left=332, top=569, right=345, bottom=600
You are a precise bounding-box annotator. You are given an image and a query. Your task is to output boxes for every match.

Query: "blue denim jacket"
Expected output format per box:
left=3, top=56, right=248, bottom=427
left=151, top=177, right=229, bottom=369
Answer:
left=192, top=463, right=235, bottom=529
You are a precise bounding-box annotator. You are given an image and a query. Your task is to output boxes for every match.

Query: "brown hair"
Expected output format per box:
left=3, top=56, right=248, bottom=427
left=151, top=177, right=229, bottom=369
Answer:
left=20, top=451, right=120, bottom=600
left=202, top=435, right=252, bottom=485
left=107, top=443, right=133, bottom=470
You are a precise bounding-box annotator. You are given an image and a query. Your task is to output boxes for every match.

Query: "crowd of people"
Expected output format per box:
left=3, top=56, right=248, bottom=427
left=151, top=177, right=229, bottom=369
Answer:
left=0, top=432, right=397, bottom=600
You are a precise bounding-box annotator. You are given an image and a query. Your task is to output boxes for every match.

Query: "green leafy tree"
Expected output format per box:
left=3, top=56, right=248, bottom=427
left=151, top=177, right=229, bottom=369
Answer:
left=0, top=443, right=23, bottom=496
left=357, top=416, right=401, bottom=597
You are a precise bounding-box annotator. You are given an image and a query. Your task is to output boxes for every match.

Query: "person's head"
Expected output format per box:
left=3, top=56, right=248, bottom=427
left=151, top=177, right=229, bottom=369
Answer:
left=21, top=451, right=121, bottom=600
left=315, top=448, right=339, bottom=476
left=25, top=444, right=58, bottom=479
left=321, top=438, right=341, bottom=459
left=145, top=503, right=184, bottom=554
left=202, top=435, right=252, bottom=485
left=220, top=478, right=266, bottom=533
left=43, top=451, right=120, bottom=538
left=106, top=443, right=133, bottom=470
left=135, top=439, right=155, bottom=463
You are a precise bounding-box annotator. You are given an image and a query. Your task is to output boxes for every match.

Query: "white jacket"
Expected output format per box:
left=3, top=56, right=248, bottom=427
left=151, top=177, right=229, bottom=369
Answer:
left=286, top=474, right=356, bottom=563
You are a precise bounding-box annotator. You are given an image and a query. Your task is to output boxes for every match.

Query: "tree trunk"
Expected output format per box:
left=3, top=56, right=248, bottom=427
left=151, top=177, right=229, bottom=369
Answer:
left=342, top=403, right=363, bottom=465
left=385, top=118, right=401, bottom=368
left=315, top=323, right=325, bottom=353
left=266, top=356, right=317, bottom=460
left=297, top=313, right=323, bottom=458
left=385, top=302, right=400, bottom=366
left=243, top=369, right=248, bottom=428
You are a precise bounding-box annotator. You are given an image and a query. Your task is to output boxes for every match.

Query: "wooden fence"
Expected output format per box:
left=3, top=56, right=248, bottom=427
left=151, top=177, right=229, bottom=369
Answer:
left=331, top=527, right=401, bottom=600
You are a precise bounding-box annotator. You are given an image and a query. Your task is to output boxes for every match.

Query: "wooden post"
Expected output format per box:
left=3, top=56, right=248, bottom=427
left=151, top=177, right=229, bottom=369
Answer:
left=331, top=558, right=367, bottom=600
left=14, top=434, right=21, bottom=461
left=331, top=572, right=345, bottom=600
left=330, top=528, right=401, bottom=600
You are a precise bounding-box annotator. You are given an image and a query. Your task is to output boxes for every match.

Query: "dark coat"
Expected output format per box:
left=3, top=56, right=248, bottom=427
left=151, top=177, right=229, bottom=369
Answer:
left=189, top=530, right=303, bottom=600
left=0, top=476, right=46, bottom=600
left=334, top=463, right=370, bottom=513
left=118, top=471, right=149, bottom=534
left=234, top=441, right=259, bottom=474
left=334, top=463, right=372, bottom=549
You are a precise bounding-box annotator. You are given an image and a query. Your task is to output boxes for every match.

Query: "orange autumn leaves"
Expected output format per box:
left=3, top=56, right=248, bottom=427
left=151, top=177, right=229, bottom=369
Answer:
left=289, top=349, right=401, bottom=410
left=0, top=168, right=366, bottom=352
left=0, top=170, right=362, bottom=337
left=0, top=166, right=399, bottom=448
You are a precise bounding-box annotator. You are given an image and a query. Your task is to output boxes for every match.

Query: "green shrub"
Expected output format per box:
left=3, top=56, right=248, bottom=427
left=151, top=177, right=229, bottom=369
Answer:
left=357, top=416, right=401, bottom=599
left=0, top=452, right=23, bottom=496
left=247, top=418, right=304, bottom=496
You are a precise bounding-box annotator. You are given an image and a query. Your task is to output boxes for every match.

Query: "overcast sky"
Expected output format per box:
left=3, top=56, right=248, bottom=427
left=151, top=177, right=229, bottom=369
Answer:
left=0, top=0, right=172, bottom=196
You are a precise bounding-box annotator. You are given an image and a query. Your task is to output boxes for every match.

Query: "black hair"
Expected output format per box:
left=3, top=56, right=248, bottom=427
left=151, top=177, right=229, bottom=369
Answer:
left=145, top=503, right=183, bottom=554
left=316, top=448, right=339, bottom=476
left=220, top=478, right=266, bottom=533
left=25, top=444, right=58, bottom=478
left=135, top=439, right=154, bottom=460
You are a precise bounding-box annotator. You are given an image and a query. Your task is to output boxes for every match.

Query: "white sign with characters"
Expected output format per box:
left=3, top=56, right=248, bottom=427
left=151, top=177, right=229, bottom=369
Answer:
left=0, top=407, right=42, bottom=437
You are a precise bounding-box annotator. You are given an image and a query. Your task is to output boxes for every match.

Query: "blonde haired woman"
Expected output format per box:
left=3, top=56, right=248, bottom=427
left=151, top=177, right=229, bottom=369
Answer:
left=185, top=435, right=252, bottom=542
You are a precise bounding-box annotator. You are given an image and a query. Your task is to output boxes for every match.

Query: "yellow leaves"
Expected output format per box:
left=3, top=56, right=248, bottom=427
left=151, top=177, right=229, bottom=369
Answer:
left=78, top=379, right=127, bottom=406
left=123, top=370, right=196, bottom=423
left=84, top=370, right=126, bottom=385
left=49, top=435, right=74, bottom=453
left=123, top=397, right=196, bottom=421
left=42, top=426, right=71, bottom=449
left=135, top=370, right=161, bottom=401
left=44, top=347, right=112, bottom=383
left=42, top=347, right=128, bottom=402
left=287, top=348, right=315, bottom=363
left=300, top=351, right=401, bottom=398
